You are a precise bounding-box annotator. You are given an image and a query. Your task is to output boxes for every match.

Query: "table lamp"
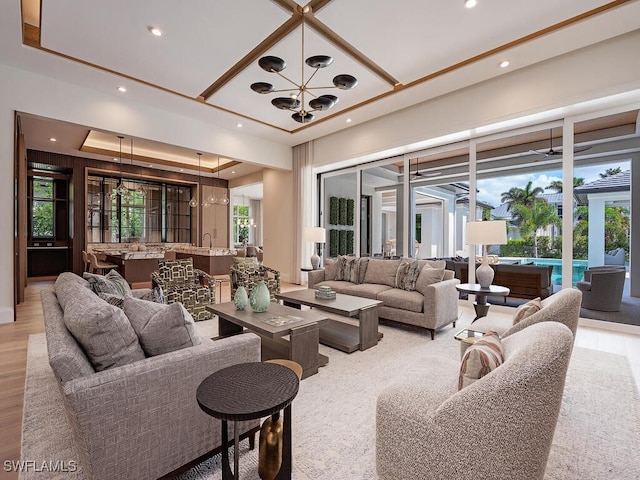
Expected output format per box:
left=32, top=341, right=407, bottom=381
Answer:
left=465, top=220, right=507, bottom=288
left=304, top=226, right=326, bottom=270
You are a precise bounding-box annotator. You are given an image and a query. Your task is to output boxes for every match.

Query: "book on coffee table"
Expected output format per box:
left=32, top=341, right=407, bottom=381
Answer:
left=262, top=314, right=305, bottom=327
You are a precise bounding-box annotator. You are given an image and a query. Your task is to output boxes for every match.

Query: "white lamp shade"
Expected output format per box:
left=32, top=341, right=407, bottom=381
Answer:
left=304, top=226, right=326, bottom=243
left=466, top=220, right=507, bottom=246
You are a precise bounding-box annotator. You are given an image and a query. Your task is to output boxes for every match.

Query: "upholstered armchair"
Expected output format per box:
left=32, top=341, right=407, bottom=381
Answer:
left=577, top=267, right=626, bottom=311
left=229, top=257, right=280, bottom=302
left=151, top=258, right=215, bottom=320
left=604, top=247, right=626, bottom=265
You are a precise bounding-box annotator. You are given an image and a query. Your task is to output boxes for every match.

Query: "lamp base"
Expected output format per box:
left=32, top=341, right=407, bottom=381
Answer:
left=476, top=257, right=494, bottom=288
left=310, top=254, right=320, bottom=270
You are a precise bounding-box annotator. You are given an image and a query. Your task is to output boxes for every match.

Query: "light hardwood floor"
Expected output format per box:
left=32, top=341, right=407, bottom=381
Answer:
left=1, top=281, right=639, bottom=480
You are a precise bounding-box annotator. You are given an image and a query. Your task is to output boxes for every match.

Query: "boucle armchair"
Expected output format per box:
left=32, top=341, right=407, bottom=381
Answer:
left=376, top=322, right=574, bottom=480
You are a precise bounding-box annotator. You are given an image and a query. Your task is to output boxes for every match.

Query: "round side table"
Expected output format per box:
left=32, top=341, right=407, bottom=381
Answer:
left=456, top=283, right=510, bottom=322
left=197, top=362, right=300, bottom=480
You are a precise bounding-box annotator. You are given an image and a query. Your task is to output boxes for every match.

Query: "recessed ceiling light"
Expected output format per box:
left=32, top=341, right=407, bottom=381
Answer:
left=49, top=137, right=57, bottom=142
left=113, top=157, right=118, bottom=161
left=231, top=170, right=236, bottom=174
left=236, top=123, right=243, bottom=128
left=148, top=163, right=153, bottom=167
left=464, top=0, right=477, bottom=8
left=148, top=27, right=162, bottom=37
left=179, top=169, right=184, bottom=172
left=346, top=118, right=352, bottom=123
left=499, top=60, right=510, bottom=68
left=117, top=86, right=127, bottom=92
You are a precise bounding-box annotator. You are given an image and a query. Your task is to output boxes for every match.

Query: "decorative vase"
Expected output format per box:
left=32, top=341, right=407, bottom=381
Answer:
left=250, top=281, right=271, bottom=312
left=234, top=285, right=249, bottom=311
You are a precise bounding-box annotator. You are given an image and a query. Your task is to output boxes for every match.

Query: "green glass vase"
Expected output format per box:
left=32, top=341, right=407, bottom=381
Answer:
left=250, top=281, right=271, bottom=312
left=234, top=285, right=248, bottom=311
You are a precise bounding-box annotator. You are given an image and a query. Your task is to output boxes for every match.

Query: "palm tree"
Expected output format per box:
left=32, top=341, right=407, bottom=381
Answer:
left=510, top=199, right=561, bottom=257
left=599, top=167, right=622, bottom=178
left=545, top=177, right=585, bottom=193
left=500, top=181, right=543, bottom=211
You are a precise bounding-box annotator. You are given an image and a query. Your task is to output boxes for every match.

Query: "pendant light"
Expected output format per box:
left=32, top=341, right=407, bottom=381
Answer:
left=189, top=152, right=201, bottom=208
left=109, top=136, right=128, bottom=200
left=132, top=138, right=146, bottom=198
left=218, top=156, right=230, bottom=206
left=206, top=157, right=218, bottom=204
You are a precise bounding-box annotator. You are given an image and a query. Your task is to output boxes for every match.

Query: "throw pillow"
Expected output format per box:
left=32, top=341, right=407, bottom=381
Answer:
left=459, top=331, right=504, bottom=390
left=415, top=265, right=446, bottom=296
left=98, top=292, right=125, bottom=309
left=402, top=260, right=421, bottom=291
left=62, top=283, right=145, bottom=372
left=123, top=297, right=201, bottom=356
left=357, top=257, right=370, bottom=284
left=336, top=256, right=359, bottom=283
left=395, top=259, right=411, bottom=288
left=84, top=269, right=132, bottom=297
left=324, top=258, right=339, bottom=281
left=512, top=297, right=542, bottom=325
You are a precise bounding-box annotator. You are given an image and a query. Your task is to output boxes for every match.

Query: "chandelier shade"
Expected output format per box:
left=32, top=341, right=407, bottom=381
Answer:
left=250, top=12, right=357, bottom=123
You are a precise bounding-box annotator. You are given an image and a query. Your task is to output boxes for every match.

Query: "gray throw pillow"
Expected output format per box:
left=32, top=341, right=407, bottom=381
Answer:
left=84, top=270, right=132, bottom=297
left=324, top=258, right=339, bottom=281
left=62, top=283, right=145, bottom=372
left=123, top=297, right=201, bottom=357
left=415, top=266, right=446, bottom=296
left=336, top=256, right=359, bottom=283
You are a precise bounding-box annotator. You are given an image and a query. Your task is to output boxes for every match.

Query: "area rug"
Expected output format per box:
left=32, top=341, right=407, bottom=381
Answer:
left=21, top=320, right=640, bottom=480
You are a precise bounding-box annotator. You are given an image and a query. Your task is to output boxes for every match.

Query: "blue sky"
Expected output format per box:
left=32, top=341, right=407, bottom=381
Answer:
left=477, top=161, right=630, bottom=208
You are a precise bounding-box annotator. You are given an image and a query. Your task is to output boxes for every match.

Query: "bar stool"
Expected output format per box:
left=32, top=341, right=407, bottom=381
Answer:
left=88, top=252, right=118, bottom=275
left=81, top=251, right=91, bottom=273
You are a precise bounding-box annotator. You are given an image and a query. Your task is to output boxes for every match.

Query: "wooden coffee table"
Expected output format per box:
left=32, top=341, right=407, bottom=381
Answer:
left=206, top=302, right=329, bottom=379
left=276, top=289, right=382, bottom=353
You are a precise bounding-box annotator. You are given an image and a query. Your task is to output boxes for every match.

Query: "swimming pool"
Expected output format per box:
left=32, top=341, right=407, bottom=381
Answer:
left=503, top=257, right=589, bottom=286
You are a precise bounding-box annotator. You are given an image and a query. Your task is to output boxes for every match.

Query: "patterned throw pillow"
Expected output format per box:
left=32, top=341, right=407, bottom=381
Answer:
left=512, top=297, right=542, bottom=325
left=395, top=259, right=421, bottom=290
left=98, top=292, right=125, bottom=309
left=84, top=270, right=132, bottom=297
left=459, top=331, right=504, bottom=390
left=336, top=256, right=359, bottom=283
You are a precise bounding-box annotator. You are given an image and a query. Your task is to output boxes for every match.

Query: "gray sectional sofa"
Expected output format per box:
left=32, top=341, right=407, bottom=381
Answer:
left=41, top=272, right=261, bottom=480
left=308, top=257, right=460, bottom=339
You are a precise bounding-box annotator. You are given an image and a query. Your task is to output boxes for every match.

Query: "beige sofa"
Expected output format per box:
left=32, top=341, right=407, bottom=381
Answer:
left=377, top=322, right=574, bottom=480
left=308, top=257, right=460, bottom=339
left=41, top=272, right=261, bottom=480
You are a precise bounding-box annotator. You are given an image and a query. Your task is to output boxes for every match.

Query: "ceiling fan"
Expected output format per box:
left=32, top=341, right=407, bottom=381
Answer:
left=529, top=129, right=592, bottom=158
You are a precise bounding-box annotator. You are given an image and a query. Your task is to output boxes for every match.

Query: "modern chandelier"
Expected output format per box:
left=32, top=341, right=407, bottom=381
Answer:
left=250, top=12, right=357, bottom=123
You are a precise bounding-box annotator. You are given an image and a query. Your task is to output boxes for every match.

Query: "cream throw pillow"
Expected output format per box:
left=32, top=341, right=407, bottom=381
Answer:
left=459, top=331, right=504, bottom=390
left=512, top=297, right=542, bottom=325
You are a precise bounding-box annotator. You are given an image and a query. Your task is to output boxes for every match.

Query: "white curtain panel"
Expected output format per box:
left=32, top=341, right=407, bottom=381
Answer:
left=292, top=141, right=314, bottom=284
left=249, top=198, right=262, bottom=246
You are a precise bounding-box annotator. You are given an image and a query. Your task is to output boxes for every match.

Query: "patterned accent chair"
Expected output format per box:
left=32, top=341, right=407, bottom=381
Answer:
left=151, top=258, right=215, bottom=321
left=229, top=257, right=281, bottom=303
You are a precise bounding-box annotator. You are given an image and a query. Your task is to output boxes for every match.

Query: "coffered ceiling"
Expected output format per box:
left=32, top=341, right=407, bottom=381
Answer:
left=8, top=0, right=640, bottom=175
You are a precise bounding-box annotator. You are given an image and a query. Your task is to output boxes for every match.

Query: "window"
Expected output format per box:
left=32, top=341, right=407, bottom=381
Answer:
left=87, top=175, right=191, bottom=243
left=233, top=204, right=251, bottom=244
left=31, top=177, right=54, bottom=238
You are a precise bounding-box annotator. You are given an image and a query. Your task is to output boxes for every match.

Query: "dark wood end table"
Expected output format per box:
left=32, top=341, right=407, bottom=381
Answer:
left=197, top=362, right=300, bottom=480
left=455, top=283, right=510, bottom=322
